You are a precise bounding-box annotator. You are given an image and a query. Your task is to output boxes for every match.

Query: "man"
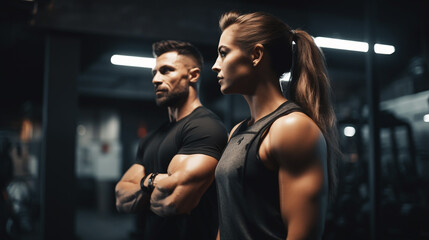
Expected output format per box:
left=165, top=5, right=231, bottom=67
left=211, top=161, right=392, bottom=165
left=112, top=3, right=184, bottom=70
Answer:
left=115, top=40, right=228, bottom=240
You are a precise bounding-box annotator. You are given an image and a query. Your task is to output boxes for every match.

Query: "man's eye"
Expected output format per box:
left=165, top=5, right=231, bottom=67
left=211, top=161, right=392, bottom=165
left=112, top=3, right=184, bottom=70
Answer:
left=160, top=67, right=173, bottom=74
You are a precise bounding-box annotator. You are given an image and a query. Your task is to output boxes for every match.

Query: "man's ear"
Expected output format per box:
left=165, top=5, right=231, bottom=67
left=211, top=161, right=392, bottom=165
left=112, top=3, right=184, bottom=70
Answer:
left=188, top=67, right=201, bottom=83
left=251, top=44, right=264, bottom=67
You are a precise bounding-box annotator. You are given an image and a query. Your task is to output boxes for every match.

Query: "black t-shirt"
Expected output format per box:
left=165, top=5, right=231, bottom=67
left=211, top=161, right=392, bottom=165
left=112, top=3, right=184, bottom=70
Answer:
left=136, top=106, right=228, bottom=240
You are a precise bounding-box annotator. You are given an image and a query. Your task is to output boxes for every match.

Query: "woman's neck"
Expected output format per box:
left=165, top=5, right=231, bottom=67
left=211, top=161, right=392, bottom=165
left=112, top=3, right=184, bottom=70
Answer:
left=243, top=78, right=287, bottom=125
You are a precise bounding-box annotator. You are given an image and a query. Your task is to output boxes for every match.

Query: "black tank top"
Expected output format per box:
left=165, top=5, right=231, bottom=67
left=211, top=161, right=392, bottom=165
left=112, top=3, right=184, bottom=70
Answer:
left=215, top=101, right=302, bottom=240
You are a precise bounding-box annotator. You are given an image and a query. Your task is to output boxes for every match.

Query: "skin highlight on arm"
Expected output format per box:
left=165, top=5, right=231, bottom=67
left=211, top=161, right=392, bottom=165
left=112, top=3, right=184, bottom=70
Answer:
left=150, top=153, right=218, bottom=216
left=260, top=112, right=328, bottom=240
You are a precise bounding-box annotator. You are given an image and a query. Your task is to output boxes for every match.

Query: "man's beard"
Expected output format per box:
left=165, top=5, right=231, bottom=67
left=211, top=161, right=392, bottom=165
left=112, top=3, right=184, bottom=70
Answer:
left=155, top=88, right=189, bottom=108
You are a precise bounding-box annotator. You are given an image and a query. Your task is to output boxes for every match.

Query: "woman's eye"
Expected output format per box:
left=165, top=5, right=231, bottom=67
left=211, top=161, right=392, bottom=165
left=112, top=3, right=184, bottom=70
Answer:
left=219, top=51, right=227, bottom=58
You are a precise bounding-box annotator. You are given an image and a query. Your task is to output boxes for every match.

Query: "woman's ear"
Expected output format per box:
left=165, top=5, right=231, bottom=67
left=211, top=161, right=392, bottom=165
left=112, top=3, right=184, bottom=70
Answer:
left=188, top=67, right=201, bottom=83
left=251, top=44, right=264, bottom=67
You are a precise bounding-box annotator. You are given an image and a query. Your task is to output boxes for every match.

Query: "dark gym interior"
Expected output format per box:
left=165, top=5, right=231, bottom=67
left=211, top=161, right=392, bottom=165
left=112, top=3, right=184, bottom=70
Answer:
left=1, top=0, right=428, bottom=239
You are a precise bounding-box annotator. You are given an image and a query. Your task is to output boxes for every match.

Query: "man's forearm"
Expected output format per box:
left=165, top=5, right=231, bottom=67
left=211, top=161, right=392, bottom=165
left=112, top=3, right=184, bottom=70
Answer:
left=115, top=172, right=169, bottom=213
left=115, top=181, right=149, bottom=213
left=150, top=171, right=212, bottom=216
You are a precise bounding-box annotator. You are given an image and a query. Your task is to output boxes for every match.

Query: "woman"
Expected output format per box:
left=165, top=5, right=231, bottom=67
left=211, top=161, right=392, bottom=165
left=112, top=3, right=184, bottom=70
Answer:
left=212, top=11, right=340, bottom=239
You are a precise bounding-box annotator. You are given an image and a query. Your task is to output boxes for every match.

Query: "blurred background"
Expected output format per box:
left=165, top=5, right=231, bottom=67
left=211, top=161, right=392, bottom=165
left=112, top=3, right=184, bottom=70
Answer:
left=0, top=0, right=428, bottom=239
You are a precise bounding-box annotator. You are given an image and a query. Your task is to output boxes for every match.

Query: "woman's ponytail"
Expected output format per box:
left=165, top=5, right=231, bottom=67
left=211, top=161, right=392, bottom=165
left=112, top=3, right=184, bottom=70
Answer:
left=290, top=30, right=340, bottom=198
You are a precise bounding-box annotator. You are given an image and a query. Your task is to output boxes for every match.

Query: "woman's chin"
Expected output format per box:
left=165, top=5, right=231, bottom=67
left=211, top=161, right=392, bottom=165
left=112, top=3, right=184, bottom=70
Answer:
left=220, top=86, right=231, bottom=95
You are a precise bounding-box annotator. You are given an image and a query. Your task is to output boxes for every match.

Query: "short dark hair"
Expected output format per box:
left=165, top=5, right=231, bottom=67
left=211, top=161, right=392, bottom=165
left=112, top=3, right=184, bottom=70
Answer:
left=152, top=40, right=204, bottom=69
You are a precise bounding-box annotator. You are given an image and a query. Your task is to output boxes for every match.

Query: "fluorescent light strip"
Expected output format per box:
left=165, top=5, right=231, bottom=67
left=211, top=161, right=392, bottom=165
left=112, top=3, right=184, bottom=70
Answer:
left=374, top=44, right=395, bottom=55
left=110, top=37, right=395, bottom=68
left=110, top=54, right=156, bottom=68
left=315, top=37, right=369, bottom=52
left=314, top=37, right=395, bottom=55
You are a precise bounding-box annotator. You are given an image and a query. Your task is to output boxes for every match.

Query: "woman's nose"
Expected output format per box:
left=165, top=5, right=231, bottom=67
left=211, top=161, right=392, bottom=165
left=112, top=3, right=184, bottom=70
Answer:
left=212, top=57, right=221, bottom=73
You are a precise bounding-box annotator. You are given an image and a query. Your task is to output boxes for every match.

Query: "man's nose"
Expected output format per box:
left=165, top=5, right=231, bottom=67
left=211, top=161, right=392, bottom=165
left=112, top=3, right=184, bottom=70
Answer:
left=152, top=73, right=162, bottom=85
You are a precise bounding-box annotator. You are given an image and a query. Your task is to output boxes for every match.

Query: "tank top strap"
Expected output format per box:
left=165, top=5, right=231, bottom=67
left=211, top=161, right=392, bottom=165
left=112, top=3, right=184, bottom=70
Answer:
left=229, top=101, right=303, bottom=140
left=229, top=119, right=250, bottom=139
left=257, top=101, right=302, bottom=134
left=248, top=101, right=303, bottom=133
left=242, top=100, right=303, bottom=177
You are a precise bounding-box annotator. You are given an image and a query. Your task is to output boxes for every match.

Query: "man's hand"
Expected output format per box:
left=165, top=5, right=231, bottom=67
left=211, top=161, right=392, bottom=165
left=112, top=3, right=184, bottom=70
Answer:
left=150, top=174, right=177, bottom=215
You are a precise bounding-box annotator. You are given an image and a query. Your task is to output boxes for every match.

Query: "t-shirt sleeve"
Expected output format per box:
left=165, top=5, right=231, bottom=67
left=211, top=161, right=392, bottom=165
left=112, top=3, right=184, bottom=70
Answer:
left=135, top=129, right=157, bottom=165
left=178, top=117, right=228, bottom=160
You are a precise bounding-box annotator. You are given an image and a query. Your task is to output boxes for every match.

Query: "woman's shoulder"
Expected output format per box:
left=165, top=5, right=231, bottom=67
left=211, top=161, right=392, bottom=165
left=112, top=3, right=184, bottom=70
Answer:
left=268, top=112, right=324, bottom=157
left=272, top=112, right=319, bottom=134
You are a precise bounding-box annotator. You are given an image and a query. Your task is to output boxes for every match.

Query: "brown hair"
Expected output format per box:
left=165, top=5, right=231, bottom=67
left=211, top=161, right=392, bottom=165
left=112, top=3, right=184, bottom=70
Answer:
left=152, top=40, right=204, bottom=69
left=219, top=11, right=340, bottom=198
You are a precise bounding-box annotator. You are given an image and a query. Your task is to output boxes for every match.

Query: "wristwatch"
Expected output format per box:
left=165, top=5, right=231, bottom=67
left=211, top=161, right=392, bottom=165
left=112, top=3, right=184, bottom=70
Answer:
left=148, top=173, right=159, bottom=192
left=140, top=174, right=151, bottom=194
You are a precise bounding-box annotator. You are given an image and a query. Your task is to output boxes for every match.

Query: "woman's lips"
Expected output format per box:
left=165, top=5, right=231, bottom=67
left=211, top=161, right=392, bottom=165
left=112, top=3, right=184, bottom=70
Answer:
left=217, top=76, right=224, bottom=84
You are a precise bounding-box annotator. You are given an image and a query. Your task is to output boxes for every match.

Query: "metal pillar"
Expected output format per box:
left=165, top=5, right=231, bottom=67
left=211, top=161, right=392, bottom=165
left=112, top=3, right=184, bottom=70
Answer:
left=41, top=35, right=79, bottom=240
left=365, top=0, right=382, bottom=239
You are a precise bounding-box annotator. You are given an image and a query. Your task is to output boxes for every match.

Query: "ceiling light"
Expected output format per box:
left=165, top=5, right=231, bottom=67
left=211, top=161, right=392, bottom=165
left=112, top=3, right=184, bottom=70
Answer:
left=315, top=37, right=369, bottom=52
left=314, top=37, right=395, bottom=55
left=374, top=44, right=395, bottom=55
left=344, top=126, right=356, bottom=137
left=110, top=54, right=156, bottom=68
left=424, top=114, right=429, bottom=123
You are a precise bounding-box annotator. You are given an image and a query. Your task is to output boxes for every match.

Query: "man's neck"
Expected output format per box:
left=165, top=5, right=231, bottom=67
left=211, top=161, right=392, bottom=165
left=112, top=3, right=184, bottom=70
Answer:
left=168, top=97, right=202, bottom=122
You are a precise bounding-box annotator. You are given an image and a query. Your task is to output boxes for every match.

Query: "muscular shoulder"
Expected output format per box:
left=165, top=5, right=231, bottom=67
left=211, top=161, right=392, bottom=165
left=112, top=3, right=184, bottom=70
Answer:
left=183, top=107, right=226, bottom=133
left=178, top=107, right=228, bottom=159
left=267, top=112, right=326, bottom=166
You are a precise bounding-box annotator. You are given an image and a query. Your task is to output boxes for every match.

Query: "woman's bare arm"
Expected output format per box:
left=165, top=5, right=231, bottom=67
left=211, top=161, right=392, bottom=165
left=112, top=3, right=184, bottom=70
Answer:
left=264, top=112, right=329, bottom=240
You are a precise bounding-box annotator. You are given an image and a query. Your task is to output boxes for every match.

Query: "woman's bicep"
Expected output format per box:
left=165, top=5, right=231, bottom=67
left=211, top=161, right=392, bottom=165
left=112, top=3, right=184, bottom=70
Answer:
left=269, top=113, right=328, bottom=239
left=278, top=161, right=326, bottom=239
